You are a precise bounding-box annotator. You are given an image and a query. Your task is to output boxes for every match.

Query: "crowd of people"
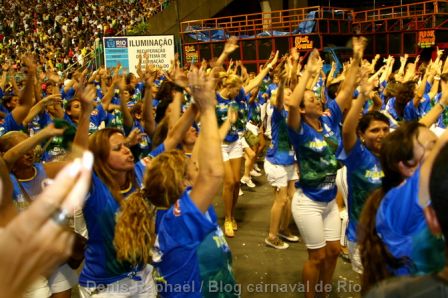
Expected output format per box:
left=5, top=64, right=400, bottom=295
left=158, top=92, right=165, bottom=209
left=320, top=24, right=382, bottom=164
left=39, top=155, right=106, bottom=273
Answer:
left=0, top=0, right=171, bottom=75
left=1, top=7, right=448, bottom=297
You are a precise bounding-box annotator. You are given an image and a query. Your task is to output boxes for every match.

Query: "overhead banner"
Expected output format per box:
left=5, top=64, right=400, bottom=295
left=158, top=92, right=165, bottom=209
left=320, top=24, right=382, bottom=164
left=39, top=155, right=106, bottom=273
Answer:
left=103, top=35, right=175, bottom=73
left=417, top=30, right=435, bottom=48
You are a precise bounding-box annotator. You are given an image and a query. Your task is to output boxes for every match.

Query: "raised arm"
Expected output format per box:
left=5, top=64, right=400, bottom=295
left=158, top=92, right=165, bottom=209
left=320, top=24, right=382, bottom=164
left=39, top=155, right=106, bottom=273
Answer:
left=22, top=94, right=61, bottom=126
left=287, top=49, right=321, bottom=130
left=162, top=103, right=198, bottom=151
left=117, top=76, right=133, bottom=130
left=396, top=54, right=408, bottom=82
left=142, top=75, right=156, bottom=137
left=2, top=124, right=64, bottom=170
left=73, top=85, right=96, bottom=149
left=189, top=68, right=224, bottom=212
left=9, top=71, right=20, bottom=97
left=342, top=71, right=374, bottom=153
left=335, top=37, right=367, bottom=112
left=244, top=51, right=279, bottom=94
left=10, top=58, right=36, bottom=125
left=419, top=75, right=448, bottom=127
left=215, top=36, right=239, bottom=68
left=218, top=106, right=238, bottom=141
left=0, top=64, right=8, bottom=90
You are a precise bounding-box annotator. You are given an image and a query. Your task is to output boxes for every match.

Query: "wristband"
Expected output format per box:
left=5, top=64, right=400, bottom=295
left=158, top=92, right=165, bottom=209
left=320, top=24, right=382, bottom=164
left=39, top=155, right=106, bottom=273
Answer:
left=434, top=75, right=441, bottom=81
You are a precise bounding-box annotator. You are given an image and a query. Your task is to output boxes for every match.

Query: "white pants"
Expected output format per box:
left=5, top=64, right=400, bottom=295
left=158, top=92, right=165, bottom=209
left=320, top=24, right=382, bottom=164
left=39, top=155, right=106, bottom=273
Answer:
left=79, top=265, right=156, bottom=298
left=292, top=189, right=341, bottom=249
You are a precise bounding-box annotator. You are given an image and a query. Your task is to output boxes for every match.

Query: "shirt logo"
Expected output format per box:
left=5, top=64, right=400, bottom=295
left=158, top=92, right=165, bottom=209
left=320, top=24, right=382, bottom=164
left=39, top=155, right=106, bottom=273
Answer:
left=173, top=200, right=181, bottom=217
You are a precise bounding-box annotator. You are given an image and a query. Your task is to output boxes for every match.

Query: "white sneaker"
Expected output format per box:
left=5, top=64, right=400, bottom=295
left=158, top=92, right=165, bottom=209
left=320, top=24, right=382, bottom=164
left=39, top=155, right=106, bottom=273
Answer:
left=254, top=164, right=261, bottom=172
left=250, top=170, right=262, bottom=177
left=240, top=176, right=256, bottom=188
left=239, top=188, right=244, bottom=196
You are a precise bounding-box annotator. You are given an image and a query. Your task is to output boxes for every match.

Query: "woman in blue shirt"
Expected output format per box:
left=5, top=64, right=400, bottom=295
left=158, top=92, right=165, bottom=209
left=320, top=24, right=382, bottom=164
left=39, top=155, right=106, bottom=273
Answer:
left=73, top=81, right=198, bottom=297
left=287, top=39, right=364, bottom=298
left=340, top=74, right=390, bottom=274
left=114, top=69, right=238, bottom=297
left=264, top=76, right=299, bottom=250
left=358, top=77, right=448, bottom=293
left=215, top=40, right=278, bottom=238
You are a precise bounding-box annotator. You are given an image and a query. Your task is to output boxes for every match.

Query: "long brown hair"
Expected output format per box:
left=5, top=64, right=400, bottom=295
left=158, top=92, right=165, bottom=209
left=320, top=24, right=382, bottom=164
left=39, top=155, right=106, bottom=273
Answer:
left=88, top=128, right=137, bottom=202
left=358, top=121, right=424, bottom=294
left=114, top=149, right=188, bottom=265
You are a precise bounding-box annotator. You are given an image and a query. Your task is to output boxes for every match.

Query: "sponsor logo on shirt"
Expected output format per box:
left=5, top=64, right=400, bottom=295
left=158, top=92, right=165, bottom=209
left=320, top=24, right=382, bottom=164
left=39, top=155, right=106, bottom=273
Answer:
left=308, top=138, right=327, bottom=151
left=173, top=200, right=181, bottom=217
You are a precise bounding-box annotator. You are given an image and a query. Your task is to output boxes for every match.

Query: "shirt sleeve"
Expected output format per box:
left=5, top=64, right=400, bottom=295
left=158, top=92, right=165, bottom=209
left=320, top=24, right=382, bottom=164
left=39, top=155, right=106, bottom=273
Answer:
left=326, top=99, right=343, bottom=129
left=377, top=169, right=422, bottom=236
left=338, top=139, right=363, bottom=169
left=156, top=190, right=216, bottom=252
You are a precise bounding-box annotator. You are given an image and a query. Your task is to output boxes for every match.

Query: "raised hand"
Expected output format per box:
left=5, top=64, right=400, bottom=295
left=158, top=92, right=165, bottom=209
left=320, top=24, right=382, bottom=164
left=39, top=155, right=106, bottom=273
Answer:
left=125, top=128, right=142, bottom=147
left=305, top=49, right=322, bottom=75
left=352, top=36, right=367, bottom=60
left=188, top=67, right=216, bottom=112
left=78, top=84, right=96, bottom=111
left=41, top=122, right=66, bottom=138
left=223, top=36, right=239, bottom=55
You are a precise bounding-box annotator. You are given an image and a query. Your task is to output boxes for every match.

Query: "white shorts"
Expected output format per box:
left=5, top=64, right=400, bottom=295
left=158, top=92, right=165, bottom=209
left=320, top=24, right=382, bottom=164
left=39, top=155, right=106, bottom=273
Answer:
left=264, top=159, right=298, bottom=188
left=79, top=265, right=156, bottom=298
left=348, top=240, right=363, bottom=274
left=335, top=166, right=348, bottom=208
left=292, top=189, right=341, bottom=249
left=48, top=264, right=78, bottom=293
left=221, top=138, right=243, bottom=162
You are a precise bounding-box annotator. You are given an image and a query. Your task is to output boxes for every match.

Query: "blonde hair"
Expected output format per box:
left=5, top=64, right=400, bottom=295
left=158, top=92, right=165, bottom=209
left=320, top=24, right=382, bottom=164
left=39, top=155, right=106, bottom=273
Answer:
left=219, top=72, right=242, bottom=89
left=144, top=149, right=188, bottom=208
left=114, top=190, right=155, bottom=265
left=113, top=149, right=188, bottom=265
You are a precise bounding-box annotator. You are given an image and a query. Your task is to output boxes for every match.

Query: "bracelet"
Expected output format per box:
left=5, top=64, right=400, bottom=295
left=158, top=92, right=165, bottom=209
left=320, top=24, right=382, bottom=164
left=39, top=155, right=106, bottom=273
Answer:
left=434, top=75, right=441, bottom=81
left=438, top=102, right=447, bottom=110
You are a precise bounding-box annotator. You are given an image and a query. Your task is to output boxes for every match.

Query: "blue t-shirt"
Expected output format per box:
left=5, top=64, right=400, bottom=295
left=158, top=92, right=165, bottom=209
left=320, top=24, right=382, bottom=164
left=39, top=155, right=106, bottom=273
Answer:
left=287, top=100, right=342, bottom=202
left=0, top=113, right=25, bottom=136
left=0, top=103, right=10, bottom=115
left=385, top=97, right=400, bottom=121
left=10, top=163, right=47, bottom=211
left=403, top=94, right=431, bottom=122
left=61, top=86, right=76, bottom=101
left=106, top=97, right=125, bottom=132
left=79, top=163, right=146, bottom=286
left=376, top=169, right=445, bottom=275
left=266, top=107, right=294, bottom=165
left=28, top=112, right=52, bottom=136
left=339, top=140, right=383, bottom=242
left=152, top=188, right=237, bottom=298
left=216, top=88, right=247, bottom=143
